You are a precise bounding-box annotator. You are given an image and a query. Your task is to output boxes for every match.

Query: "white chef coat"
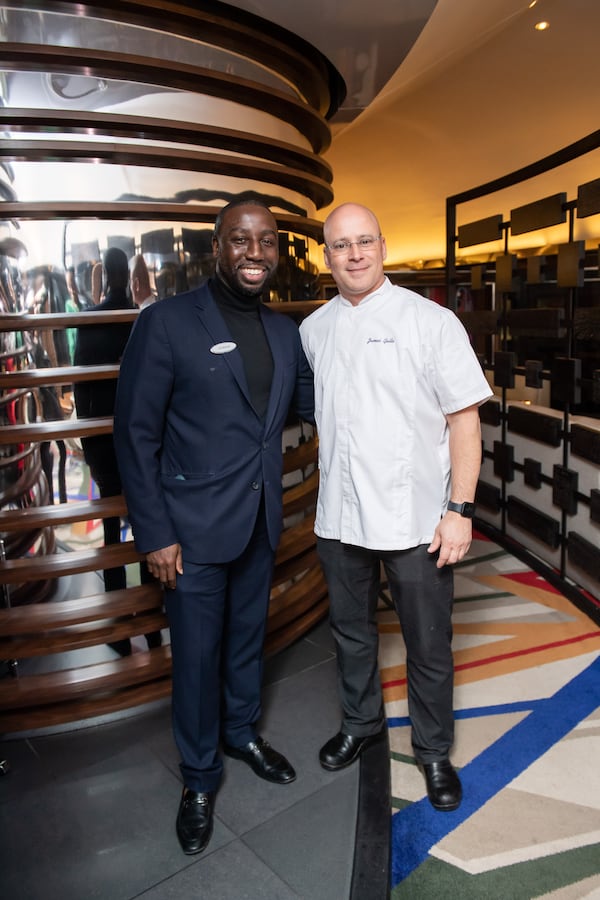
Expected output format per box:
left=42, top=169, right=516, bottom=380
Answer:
left=299, top=278, right=493, bottom=550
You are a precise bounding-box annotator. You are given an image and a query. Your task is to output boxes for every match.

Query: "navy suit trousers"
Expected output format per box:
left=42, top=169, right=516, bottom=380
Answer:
left=166, top=501, right=275, bottom=793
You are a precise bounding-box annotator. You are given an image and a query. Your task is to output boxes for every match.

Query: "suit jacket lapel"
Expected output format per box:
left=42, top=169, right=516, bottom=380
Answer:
left=193, top=287, right=253, bottom=408
left=261, top=309, right=285, bottom=432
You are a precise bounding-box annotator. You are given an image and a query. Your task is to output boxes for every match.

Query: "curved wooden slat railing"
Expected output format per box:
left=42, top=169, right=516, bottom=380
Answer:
left=0, top=203, right=326, bottom=244
left=0, top=0, right=334, bottom=734
left=0, top=308, right=324, bottom=735
left=0, top=141, right=334, bottom=210
left=1, top=44, right=331, bottom=156
left=0, top=109, right=334, bottom=183
left=0, top=0, right=346, bottom=119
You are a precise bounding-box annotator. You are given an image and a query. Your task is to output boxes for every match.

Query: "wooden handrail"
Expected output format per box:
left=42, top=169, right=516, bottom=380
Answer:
left=268, top=565, right=327, bottom=626
left=0, top=679, right=173, bottom=733
left=0, top=417, right=113, bottom=445
left=0, top=365, right=120, bottom=388
left=0, top=645, right=173, bottom=708
left=1, top=108, right=333, bottom=182
left=2, top=610, right=167, bottom=658
left=0, top=203, right=325, bottom=243
left=282, top=470, right=318, bottom=517
left=0, top=583, right=162, bottom=634
left=0, top=309, right=137, bottom=331
left=0, top=496, right=126, bottom=532
left=1, top=43, right=330, bottom=154
left=274, top=515, right=316, bottom=566
left=0, top=540, right=141, bottom=584
left=0, top=0, right=345, bottom=118
left=1, top=140, right=333, bottom=209
left=282, top=436, right=319, bottom=474
left=0, top=303, right=325, bottom=334
left=272, top=545, right=318, bottom=589
left=7, top=0, right=345, bottom=115
left=265, top=599, right=328, bottom=657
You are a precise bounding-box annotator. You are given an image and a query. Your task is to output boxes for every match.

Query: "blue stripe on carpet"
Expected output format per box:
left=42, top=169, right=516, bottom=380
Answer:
left=388, top=697, right=550, bottom=728
left=390, top=654, right=600, bottom=887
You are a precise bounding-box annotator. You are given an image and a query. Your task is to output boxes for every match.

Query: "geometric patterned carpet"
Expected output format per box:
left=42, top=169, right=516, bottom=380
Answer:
left=56, top=449, right=600, bottom=897
left=379, top=533, right=600, bottom=898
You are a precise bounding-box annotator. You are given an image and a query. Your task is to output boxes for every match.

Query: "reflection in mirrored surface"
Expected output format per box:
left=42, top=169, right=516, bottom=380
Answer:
left=3, top=7, right=296, bottom=111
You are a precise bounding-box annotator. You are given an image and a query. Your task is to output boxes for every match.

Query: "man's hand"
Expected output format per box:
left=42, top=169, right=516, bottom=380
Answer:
left=427, top=514, right=472, bottom=568
left=145, top=543, right=183, bottom=590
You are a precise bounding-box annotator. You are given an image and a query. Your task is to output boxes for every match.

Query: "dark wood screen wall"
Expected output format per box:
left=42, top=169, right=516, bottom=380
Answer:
left=0, top=1, right=343, bottom=733
left=445, top=134, right=600, bottom=624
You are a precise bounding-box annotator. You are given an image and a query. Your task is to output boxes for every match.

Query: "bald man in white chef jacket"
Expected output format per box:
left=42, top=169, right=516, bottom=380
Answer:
left=300, top=202, right=492, bottom=812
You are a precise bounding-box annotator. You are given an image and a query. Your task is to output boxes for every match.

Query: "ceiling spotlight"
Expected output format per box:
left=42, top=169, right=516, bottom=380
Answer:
left=535, top=20, right=550, bottom=30
left=528, top=0, right=537, bottom=7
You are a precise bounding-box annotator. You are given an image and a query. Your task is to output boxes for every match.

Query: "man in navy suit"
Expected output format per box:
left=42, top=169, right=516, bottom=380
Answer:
left=114, top=198, right=314, bottom=855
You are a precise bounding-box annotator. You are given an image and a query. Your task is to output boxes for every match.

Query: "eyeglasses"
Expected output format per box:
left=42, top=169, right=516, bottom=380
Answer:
left=325, top=235, right=382, bottom=255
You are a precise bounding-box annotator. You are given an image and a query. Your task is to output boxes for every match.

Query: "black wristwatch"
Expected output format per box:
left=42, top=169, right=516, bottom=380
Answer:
left=447, top=500, right=476, bottom=518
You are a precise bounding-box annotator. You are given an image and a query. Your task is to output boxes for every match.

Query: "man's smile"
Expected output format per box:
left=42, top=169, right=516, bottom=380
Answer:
left=239, top=265, right=269, bottom=283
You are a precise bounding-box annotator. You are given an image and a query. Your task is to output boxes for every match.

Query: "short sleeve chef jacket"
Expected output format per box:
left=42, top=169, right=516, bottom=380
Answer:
left=299, top=278, right=493, bottom=551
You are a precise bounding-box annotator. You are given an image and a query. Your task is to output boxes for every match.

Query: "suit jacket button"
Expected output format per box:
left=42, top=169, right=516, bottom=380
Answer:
left=251, top=481, right=260, bottom=491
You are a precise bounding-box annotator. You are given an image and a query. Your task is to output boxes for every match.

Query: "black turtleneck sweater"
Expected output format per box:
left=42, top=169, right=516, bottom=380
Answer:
left=210, top=275, right=274, bottom=421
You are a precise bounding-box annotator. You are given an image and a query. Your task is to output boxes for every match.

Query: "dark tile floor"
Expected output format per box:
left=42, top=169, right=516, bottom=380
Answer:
left=0, top=618, right=366, bottom=900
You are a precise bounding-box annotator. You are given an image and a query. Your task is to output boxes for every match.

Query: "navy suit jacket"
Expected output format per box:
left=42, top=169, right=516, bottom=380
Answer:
left=113, top=283, right=314, bottom=563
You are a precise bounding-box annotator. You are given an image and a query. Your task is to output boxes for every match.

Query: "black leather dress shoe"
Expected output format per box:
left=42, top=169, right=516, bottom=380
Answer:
left=223, top=736, right=296, bottom=784
left=176, top=789, right=215, bottom=855
left=421, top=760, right=462, bottom=811
left=319, top=731, right=383, bottom=771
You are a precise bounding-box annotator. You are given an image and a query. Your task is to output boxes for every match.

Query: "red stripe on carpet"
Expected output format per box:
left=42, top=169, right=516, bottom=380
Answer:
left=501, top=570, right=563, bottom=593
left=381, top=630, right=600, bottom=689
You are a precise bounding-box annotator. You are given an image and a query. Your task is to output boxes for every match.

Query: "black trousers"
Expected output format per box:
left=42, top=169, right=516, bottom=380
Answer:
left=87, top=460, right=126, bottom=592
left=317, top=538, right=455, bottom=762
left=40, top=440, right=67, bottom=504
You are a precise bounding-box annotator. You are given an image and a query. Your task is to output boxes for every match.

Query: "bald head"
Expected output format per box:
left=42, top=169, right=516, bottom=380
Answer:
left=323, top=203, right=381, bottom=247
left=129, top=254, right=152, bottom=307
left=322, top=202, right=387, bottom=306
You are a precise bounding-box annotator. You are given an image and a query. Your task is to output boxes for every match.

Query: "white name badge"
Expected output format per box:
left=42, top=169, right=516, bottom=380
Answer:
left=210, top=341, right=237, bottom=354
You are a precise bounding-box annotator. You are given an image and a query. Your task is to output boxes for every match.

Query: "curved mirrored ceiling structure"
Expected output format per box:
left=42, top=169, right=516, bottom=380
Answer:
left=0, top=0, right=346, bottom=269
left=229, top=0, right=438, bottom=124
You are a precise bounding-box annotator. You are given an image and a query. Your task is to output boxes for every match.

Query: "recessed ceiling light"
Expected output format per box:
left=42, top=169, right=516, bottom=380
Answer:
left=534, top=20, right=550, bottom=30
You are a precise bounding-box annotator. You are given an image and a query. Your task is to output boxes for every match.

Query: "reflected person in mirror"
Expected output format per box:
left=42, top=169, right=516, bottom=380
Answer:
left=73, top=247, right=134, bottom=627
left=74, top=247, right=163, bottom=656
left=129, top=253, right=157, bottom=311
